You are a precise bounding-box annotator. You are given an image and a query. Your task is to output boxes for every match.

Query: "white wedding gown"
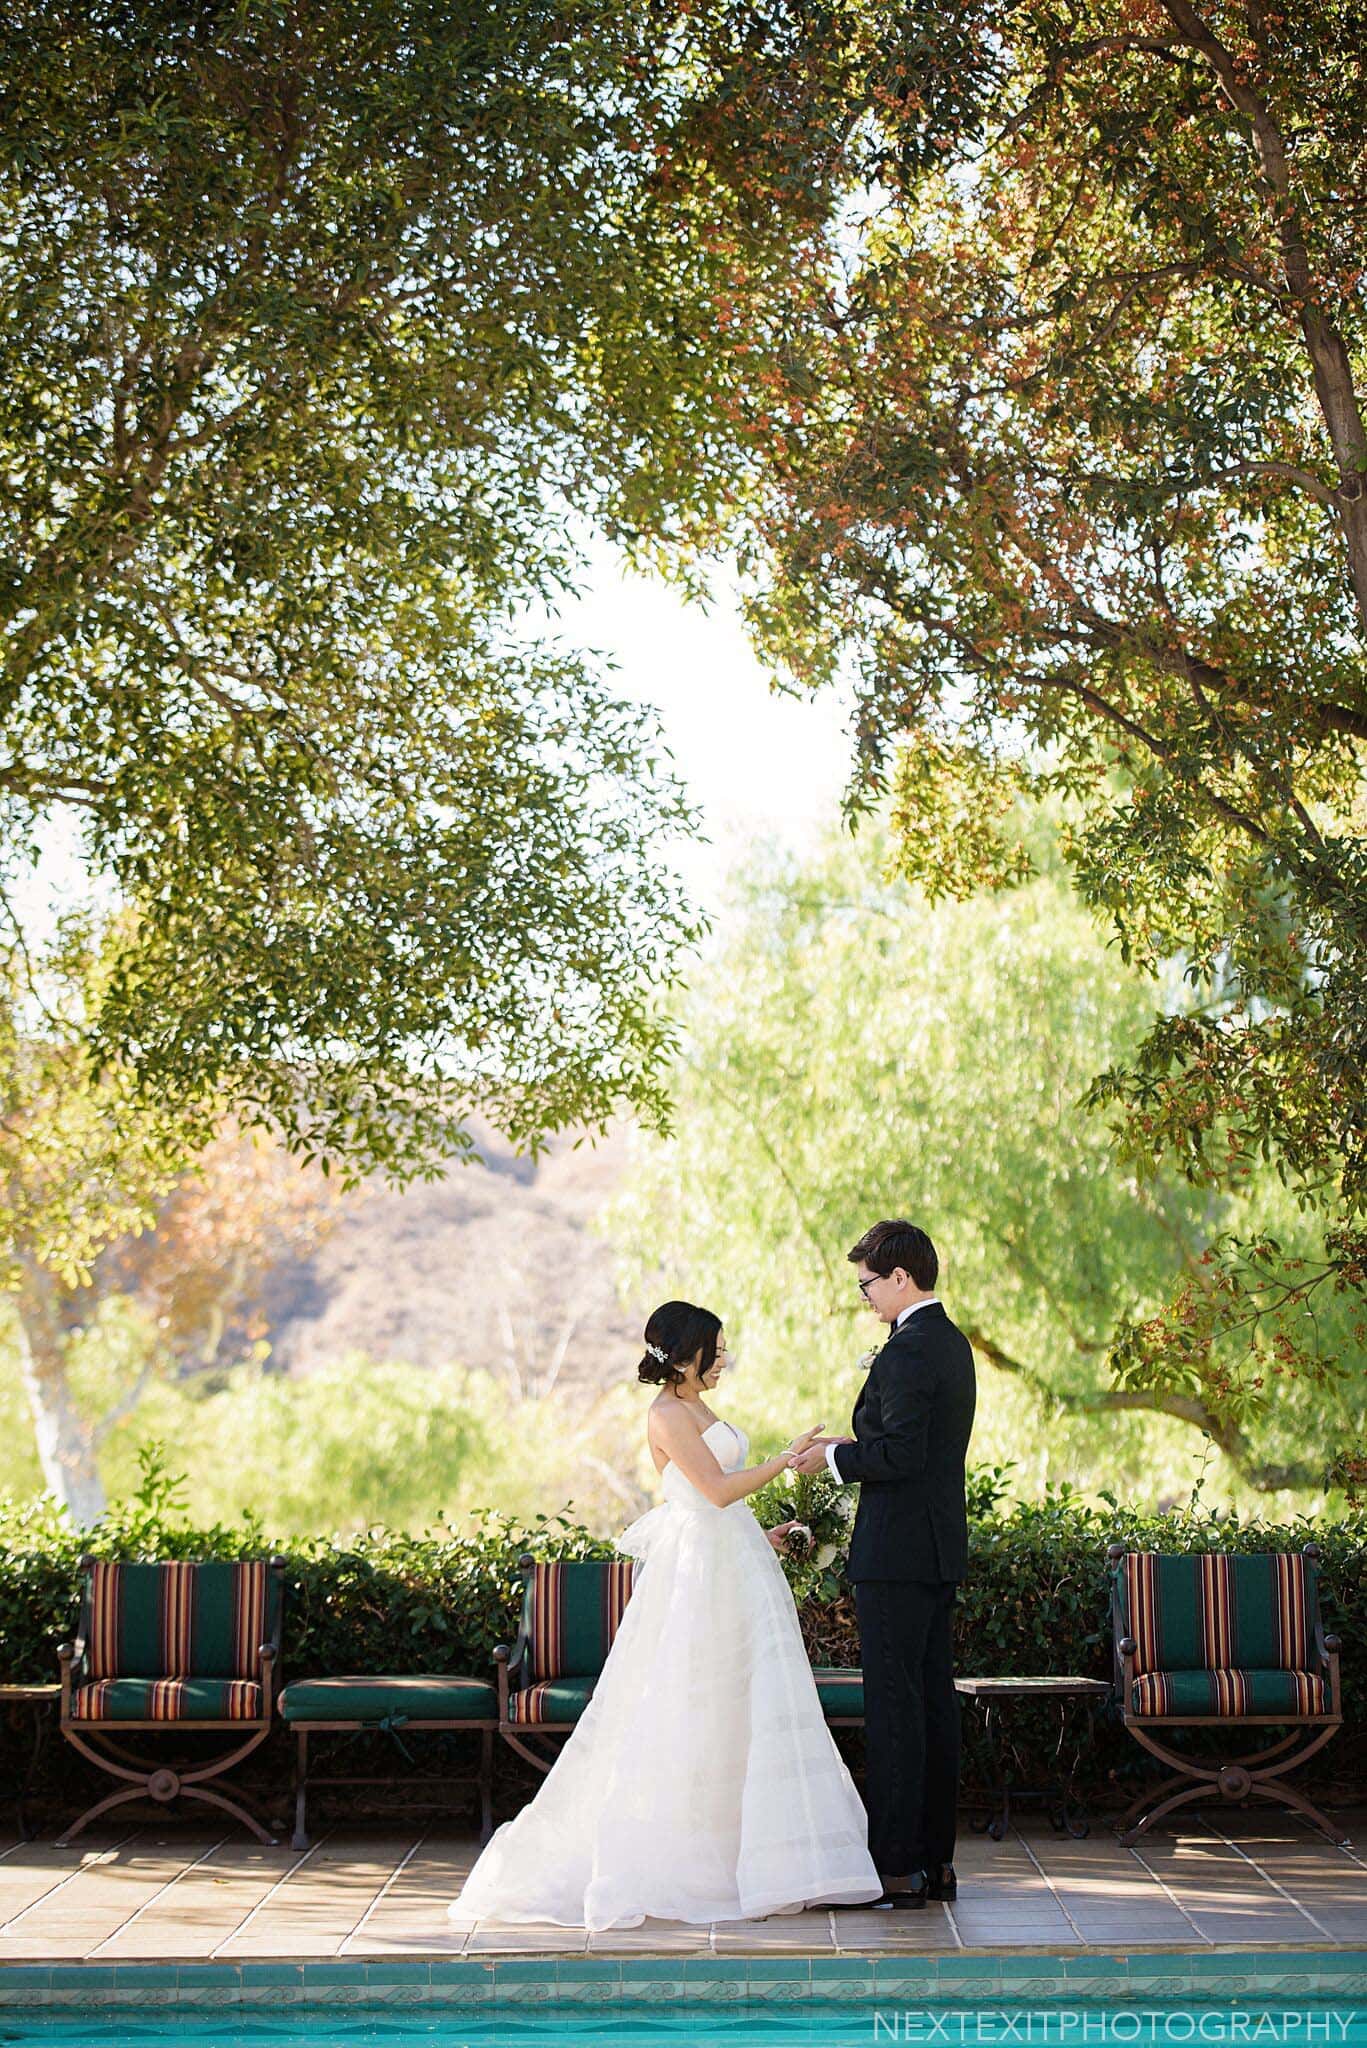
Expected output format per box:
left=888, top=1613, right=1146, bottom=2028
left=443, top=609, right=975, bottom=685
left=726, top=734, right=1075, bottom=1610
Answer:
left=447, top=1418, right=881, bottom=1928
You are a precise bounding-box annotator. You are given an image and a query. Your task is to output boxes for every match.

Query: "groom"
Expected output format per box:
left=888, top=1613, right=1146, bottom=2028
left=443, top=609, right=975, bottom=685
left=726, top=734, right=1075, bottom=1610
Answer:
left=789, top=1219, right=976, bottom=1909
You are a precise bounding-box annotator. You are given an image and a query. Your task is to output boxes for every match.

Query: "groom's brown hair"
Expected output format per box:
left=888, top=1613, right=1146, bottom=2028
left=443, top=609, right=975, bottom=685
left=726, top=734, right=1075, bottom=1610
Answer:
left=848, top=1219, right=938, bottom=1290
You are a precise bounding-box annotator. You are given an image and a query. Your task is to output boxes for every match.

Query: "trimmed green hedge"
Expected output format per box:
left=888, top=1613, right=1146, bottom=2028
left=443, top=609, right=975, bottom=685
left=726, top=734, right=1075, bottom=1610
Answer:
left=2, top=1456, right=1362, bottom=1817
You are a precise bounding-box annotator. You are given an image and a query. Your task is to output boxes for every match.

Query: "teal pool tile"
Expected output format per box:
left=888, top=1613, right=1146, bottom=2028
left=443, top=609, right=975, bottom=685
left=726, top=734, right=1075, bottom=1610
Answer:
left=747, top=1959, right=810, bottom=1979
left=431, top=1982, right=495, bottom=2004
left=937, top=1954, right=1003, bottom=1977
left=113, top=1966, right=178, bottom=1989
left=874, top=1978, right=941, bottom=2004
left=0, top=1970, right=51, bottom=1988
left=240, top=1964, right=306, bottom=1987
left=873, top=1959, right=937, bottom=1984
left=46, top=1967, right=117, bottom=1989
left=621, top=1961, right=687, bottom=1980
left=431, top=1960, right=493, bottom=1983
left=683, top=1958, right=748, bottom=1979
left=556, top=1961, right=622, bottom=1982
left=1000, top=1972, right=1064, bottom=1997
left=302, top=1963, right=367, bottom=1983
left=1064, top=1953, right=1127, bottom=1975
left=812, top=1958, right=876, bottom=1979
left=493, top=1960, right=558, bottom=1983
left=176, top=1966, right=242, bottom=1988
left=996, top=1954, right=1070, bottom=1975
left=363, top=1962, right=432, bottom=1985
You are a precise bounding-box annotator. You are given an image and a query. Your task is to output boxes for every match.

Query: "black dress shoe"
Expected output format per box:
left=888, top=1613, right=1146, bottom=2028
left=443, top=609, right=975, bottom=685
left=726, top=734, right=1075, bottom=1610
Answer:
left=871, top=1888, right=927, bottom=1910
left=926, top=1864, right=957, bottom=1901
left=826, top=1891, right=926, bottom=1911
left=872, top=1869, right=929, bottom=1910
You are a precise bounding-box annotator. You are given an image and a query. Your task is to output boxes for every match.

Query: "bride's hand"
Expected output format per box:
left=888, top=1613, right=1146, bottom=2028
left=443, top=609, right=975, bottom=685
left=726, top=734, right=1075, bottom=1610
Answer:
left=784, top=1422, right=827, bottom=1456
left=766, top=1519, right=814, bottom=1555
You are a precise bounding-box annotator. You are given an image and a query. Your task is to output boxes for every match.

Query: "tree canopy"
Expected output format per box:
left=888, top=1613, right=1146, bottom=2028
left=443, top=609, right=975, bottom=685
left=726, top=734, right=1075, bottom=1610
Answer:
left=0, top=0, right=831, bottom=1176
left=643, top=1, right=1367, bottom=1452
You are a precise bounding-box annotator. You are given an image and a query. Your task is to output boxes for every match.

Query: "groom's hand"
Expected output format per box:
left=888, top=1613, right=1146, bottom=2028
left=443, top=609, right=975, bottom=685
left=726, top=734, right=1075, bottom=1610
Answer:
left=786, top=1444, right=829, bottom=1474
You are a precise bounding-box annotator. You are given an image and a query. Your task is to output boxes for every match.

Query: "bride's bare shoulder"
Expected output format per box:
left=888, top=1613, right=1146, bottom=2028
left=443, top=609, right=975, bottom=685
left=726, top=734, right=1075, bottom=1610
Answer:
left=648, top=1397, right=699, bottom=1443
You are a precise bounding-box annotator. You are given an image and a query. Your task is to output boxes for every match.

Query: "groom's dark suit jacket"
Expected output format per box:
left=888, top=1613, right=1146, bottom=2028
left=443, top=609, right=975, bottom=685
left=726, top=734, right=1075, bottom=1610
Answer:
left=832, top=1303, right=976, bottom=1583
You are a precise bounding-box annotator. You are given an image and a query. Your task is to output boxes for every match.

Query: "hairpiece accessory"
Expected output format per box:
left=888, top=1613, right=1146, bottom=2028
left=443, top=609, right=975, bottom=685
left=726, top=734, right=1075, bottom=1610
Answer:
left=645, top=1341, right=668, bottom=1363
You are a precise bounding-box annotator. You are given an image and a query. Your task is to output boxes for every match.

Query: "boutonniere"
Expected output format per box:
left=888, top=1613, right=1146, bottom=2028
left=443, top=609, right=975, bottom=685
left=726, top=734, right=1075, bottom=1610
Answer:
left=857, top=1346, right=880, bottom=1374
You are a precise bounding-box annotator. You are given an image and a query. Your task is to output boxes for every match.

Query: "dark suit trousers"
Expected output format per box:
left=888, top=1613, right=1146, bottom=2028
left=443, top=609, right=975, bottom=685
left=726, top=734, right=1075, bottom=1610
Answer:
left=854, top=1578, right=960, bottom=1873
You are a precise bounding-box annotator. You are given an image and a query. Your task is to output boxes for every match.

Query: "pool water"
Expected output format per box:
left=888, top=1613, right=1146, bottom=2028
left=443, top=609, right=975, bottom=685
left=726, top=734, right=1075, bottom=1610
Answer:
left=1, top=2007, right=1362, bottom=2048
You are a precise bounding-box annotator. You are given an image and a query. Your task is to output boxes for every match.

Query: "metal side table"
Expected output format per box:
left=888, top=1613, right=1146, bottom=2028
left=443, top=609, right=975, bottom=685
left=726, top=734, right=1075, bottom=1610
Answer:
left=0, top=1684, right=61, bottom=1839
left=956, top=1674, right=1112, bottom=1840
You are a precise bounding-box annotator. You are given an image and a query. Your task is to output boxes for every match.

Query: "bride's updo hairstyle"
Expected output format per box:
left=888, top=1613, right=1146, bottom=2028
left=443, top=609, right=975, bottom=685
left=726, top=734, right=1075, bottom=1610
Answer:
left=638, top=1301, right=722, bottom=1387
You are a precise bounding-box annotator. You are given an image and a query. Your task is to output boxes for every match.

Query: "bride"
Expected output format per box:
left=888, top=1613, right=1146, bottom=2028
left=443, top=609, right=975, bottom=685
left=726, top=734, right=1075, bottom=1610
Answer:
left=447, top=1299, right=881, bottom=1929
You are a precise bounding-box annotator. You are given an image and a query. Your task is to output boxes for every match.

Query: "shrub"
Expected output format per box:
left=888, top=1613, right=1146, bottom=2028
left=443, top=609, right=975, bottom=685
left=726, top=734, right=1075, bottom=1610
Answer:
left=3, top=1451, right=1361, bottom=1814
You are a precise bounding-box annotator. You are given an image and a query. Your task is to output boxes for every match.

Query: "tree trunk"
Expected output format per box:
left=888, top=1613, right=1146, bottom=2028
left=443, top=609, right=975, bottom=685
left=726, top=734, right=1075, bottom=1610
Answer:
left=12, top=1256, right=106, bottom=1527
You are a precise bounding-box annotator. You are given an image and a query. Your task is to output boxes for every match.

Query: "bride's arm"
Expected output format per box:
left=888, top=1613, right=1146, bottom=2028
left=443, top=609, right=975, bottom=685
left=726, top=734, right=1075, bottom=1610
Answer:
left=652, top=1409, right=823, bottom=1509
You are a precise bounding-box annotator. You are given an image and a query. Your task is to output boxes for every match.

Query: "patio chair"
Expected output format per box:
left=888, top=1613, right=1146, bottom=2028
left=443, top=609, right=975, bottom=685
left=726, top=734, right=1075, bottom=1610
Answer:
left=1106, top=1543, right=1345, bottom=1844
left=56, top=1556, right=287, bottom=1844
left=496, top=1555, right=635, bottom=1772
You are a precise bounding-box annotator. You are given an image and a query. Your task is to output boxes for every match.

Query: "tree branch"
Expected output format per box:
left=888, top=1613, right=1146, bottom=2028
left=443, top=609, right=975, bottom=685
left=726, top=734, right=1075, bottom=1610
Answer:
left=961, top=1318, right=1324, bottom=1493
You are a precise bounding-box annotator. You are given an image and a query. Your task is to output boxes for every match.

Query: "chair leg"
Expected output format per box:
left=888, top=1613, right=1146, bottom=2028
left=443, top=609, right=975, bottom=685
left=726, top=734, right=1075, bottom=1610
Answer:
left=55, top=1780, right=153, bottom=1846
left=1247, top=1778, right=1351, bottom=1846
left=1114, top=1767, right=1193, bottom=1840
left=1117, top=1778, right=1212, bottom=1845
left=178, top=1781, right=278, bottom=1846
left=292, top=1729, right=310, bottom=1852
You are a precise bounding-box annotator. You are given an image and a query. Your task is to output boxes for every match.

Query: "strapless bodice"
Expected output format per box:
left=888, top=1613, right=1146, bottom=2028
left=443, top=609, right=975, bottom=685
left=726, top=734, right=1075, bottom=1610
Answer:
left=658, top=1417, right=747, bottom=1505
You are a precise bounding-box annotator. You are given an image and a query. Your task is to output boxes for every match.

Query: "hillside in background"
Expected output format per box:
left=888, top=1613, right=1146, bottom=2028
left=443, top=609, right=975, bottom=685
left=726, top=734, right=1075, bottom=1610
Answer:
left=257, top=1121, right=649, bottom=1396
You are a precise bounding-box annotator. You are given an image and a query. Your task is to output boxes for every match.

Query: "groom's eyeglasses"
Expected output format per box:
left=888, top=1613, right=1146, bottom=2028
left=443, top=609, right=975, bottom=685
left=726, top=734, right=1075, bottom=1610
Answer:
left=857, top=1274, right=883, bottom=1297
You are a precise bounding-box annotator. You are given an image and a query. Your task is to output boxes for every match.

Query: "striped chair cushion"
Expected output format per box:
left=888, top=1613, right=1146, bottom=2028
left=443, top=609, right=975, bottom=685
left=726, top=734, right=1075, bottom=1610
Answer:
left=508, top=1678, right=595, bottom=1725
left=1131, top=1669, right=1328, bottom=1718
left=1116, top=1553, right=1316, bottom=1676
left=85, top=1561, right=279, bottom=1681
left=521, top=1561, right=635, bottom=1680
left=71, top=1678, right=263, bottom=1721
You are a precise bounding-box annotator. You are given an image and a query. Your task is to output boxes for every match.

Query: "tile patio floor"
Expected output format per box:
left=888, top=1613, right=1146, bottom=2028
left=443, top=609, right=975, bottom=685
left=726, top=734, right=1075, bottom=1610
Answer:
left=0, top=1812, right=1361, bottom=1962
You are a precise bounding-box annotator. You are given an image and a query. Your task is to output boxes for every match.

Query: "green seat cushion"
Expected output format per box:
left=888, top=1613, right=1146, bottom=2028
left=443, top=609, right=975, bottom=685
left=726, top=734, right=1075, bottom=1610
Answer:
left=1132, top=1669, right=1328, bottom=1718
left=814, top=1668, right=864, bottom=1717
left=280, top=1675, right=497, bottom=1722
left=508, top=1677, right=596, bottom=1724
left=71, top=1678, right=262, bottom=1721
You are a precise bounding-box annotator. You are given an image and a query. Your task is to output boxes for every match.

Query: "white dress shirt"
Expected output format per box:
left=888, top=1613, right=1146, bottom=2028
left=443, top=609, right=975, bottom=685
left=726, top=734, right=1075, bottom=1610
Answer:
left=824, top=1298, right=941, bottom=1481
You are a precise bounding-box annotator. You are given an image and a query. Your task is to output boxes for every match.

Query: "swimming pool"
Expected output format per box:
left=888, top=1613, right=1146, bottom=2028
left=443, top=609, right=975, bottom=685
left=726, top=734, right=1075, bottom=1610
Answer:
left=2, top=2010, right=1365, bottom=2048
left=0, top=2015, right=1360, bottom=2048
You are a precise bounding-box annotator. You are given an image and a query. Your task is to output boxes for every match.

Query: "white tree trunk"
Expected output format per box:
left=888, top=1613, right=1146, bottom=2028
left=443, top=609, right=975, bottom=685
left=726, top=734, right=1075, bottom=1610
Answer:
left=12, top=1257, right=106, bottom=1527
